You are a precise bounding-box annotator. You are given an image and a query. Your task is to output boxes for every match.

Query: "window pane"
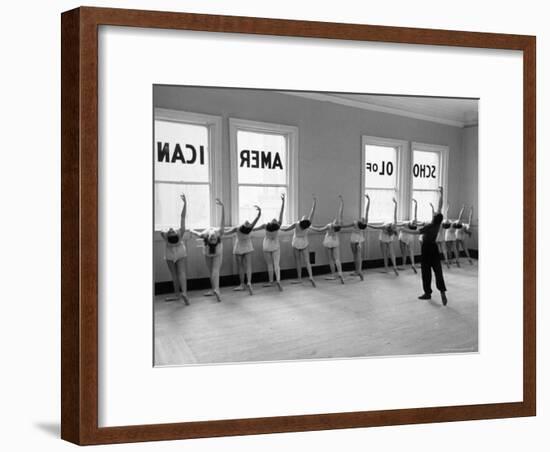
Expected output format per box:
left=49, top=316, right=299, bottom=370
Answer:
left=365, top=189, right=397, bottom=223
left=238, top=186, right=288, bottom=225
left=412, top=190, right=439, bottom=222
left=412, top=150, right=440, bottom=190
left=155, top=183, right=210, bottom=230
left=154, top=120, right=210, bottom=183
left=364, top=145, right=397, bottom=189
left=237, top=130, right=287, bottom=185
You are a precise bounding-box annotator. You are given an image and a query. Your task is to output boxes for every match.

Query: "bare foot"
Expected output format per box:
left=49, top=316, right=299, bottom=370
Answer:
left=276, top=281, right=283, bottom=291
left=291, top=280, right=303, bottom=285
left=412, top=266, right=418, bottom=274
left=180, top=293, right=190, bottom=306
left=164, top=295, right=178, bottom=302
left=233, top=285, right=245, bottom=291
left=246, top=283, right=254, bottom=295
left=213, top=290, right=221, bottom=302
left=263, top=282, right=274, bottom=287
left=359, top=272, right=364, bottom=281
left=393, top=268, right=399, bottom=276
left=309, top=278, right=316, bottom=288
left=324, top=275, right=336, bottom=280
left=338, top=275, right=345, bottom=284
left=203, top=291, right=214, bottom=297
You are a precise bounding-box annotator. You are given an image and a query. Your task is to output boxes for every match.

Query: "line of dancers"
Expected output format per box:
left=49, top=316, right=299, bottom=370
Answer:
left=160, top=190, right=474, bottom=304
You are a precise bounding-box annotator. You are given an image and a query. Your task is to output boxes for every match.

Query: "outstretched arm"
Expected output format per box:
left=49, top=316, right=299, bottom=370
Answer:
left=250, top=205, right=262, bottom=229
left=280, top=223, right=296, bottom=232
left=392, top=197, right=397, bottom=225
left=308, top=195, right=317, bottom=221
left=337, top=195, right=344, bottom=224
left=310, top=224, right=329, bottom=232
left=179, top=194, right=187, bottom=236
left=278, top=193, right=285, bottom=225
left=253, top=224, right=266, bottom=232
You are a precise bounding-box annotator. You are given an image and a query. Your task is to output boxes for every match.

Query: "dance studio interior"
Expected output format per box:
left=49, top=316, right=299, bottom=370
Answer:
left=153, top=85, right=478, bottom=366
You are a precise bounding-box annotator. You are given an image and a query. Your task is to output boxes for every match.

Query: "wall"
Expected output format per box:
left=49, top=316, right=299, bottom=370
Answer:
left=153, top=86, right=476, bottom=284
left=3, top=1, right=547, bottom=452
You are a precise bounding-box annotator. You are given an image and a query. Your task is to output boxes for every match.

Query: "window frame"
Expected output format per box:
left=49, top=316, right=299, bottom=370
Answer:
left=153, top=108, right=222, bottom=231
left=229, top=118, right=298, bottom=226
left=361, top=135, right=409, bottom=223
left=410, top=141, right=449, bottom=218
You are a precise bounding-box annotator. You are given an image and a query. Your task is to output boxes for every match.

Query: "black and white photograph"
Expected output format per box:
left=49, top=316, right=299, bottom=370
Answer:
left=153, top=86, right=479, bottom=366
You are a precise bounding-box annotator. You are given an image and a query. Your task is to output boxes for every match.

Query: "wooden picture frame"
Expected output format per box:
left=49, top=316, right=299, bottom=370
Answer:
left=61, top=6, right=536, bottom=445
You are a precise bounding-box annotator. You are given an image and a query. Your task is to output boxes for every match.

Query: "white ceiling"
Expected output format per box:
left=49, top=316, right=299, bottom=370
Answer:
left=282, top=91, right=478, bottom=128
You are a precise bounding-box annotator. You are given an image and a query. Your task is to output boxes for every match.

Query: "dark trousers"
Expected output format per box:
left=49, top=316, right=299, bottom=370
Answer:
left=421, top=243, right=447, bottom=295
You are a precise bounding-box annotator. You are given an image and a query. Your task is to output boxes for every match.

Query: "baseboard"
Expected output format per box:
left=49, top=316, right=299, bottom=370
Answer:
left=155, top=249, right=478, bottom=295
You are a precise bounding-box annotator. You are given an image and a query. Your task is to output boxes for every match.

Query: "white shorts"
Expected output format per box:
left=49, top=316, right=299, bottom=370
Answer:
left=165, top=243, right=187, bottom=262
left=263, top=237, right=280, bottom=252
left=323, top=235, right=340, bottom=248
left=350, top=232, right=365, bottom=244
left=399, top=231, right=414, bottom=245
left=292, top=236, right=309, bottom=250
left=445, top=229, right=456, bottom=242
left=379, top=230, right=395, bottom=243
left=233, top=239, right=253, bottom=255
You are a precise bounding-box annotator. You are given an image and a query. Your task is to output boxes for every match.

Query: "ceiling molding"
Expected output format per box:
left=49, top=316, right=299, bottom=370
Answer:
left=281, top=91, right=468, bottom=128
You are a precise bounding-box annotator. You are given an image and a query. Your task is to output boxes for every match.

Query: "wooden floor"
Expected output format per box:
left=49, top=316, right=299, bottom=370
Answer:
left=154, top=262, right=478, bottom=366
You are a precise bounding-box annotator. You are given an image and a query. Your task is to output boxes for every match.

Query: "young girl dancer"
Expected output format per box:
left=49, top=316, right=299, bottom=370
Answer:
left=368, top=197, right=399, bottom=276
left=253, top=194, right=286, bottom=291
left=455, top=205, right=474, bottom=265
left=281, top=196, right=317, bottom=287
left=444, top=204, right=460, bottom=267
left=342, top=194, right=370, bottom=281
left=226, top=205, right=262, bottom=295
left=189, top=198, right=225, bottom=302
left=312, top=195, right=345, bottom=284
left=398, top=198, right=418, bottom=274
left=160, top=194, right=190, bottom=305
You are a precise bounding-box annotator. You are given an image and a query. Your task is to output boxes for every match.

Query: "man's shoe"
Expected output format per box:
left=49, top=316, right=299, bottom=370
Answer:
left=418, top=293, right=431, bottom=300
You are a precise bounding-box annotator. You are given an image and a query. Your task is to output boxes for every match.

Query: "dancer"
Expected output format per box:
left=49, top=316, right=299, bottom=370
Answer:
left=159, top=194, right=190, bottom=305
left=253, top=193, right=286, bottom=291
left=189, top=198, right=225, bottom=302
left=343, top=194, right=370, bottom=281
left=281, top=196, right=317, bottom=287
left=444, top=204, right=460, bottom=267
left=397, top=198, right=419, bottom=274
left=455, top=205, right=474, bottom=265
left=403, top=186, right=448, bottom=306
left=312, top=195, right=345, bottom=284
left=368, top=197, right=399, bottom=276
left=226, top=205, right=262, bottom=295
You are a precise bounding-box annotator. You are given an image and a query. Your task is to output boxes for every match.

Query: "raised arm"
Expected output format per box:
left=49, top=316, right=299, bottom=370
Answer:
left=308, top=195, right=317, bottom=221
left=437, top=186, right=444, bottom=215
left=217, top=198, right=225, bottom=237
left=337, top=195, right=344, bottom=224
left=457, top=204, right=465, bottom=222
left=392, top=197, right=397, bottom=225
left=468, top=206, right=473, bottom=225
left=364, top=194, right=370, bottom=223
left=430, top=202, right=435, bottom=217
left=413, top=198, right=418, bottom=224
left=278, top=193, right=285, bottom=224
left=179, top=194, right=187, bottom=235
left=250, top=205, right=262, bottom=229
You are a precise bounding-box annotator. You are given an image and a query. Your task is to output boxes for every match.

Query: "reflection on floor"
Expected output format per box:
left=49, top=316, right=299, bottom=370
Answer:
left=154, top=262, right=478, bottom=366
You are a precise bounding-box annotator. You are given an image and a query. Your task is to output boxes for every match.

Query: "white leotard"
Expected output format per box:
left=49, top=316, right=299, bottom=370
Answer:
left=323, top=224, right=341, bottom=248
left=263, top=226, right=280, bottom=252
left=233, top=228, right=254, bottom=255
left=292, top=224, right=310, bottom=250
left=350, top=221, right=366, bottom=244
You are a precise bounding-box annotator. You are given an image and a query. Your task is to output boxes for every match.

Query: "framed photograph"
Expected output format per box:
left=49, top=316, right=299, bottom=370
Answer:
left=61, top=6, right=536, bottom=445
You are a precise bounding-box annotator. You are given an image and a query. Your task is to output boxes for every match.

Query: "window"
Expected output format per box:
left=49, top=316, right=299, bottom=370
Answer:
left=362, top=136, right=408, bottom=222
left=411, top=142, right=449, bottom=222
left=154, top=109, right=221, bottom=230
left=229, top=119, right=298, bottom=225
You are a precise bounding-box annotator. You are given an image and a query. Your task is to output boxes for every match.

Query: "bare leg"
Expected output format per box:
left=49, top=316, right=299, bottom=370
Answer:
left=211, top=255, right=222, bottom=302
left=263, top=251, right=274, bottom=286
left=272, top=248, right=282, bottom=291
left=325, top=246, right=336, bottom=280
left=302, top=248, right=316, bottom=287
left=333, top=246, right=344, bottom=283
left=452, top=241, right=460, bottom=267
left=233, top=255, right=245, bottom=290
left=175, top=258, right=189, bottom=305
left=440, top=242, right=450, bottom=268
left=379, top=242, right=389, bottom=273
left=409, top=245, right=417, bottom=274
left=398, top=241, right=407, bottom=270
left=244, top=253, right=253, bottom=295
left=389, top=243, right=399, bottom=276
left=203, top=256, right=214, bottom=296
left=459, top=239, right=473, bottom=264
left=292, top=248, right=303, bottom=283
left=165, top=260, right=180, bottom=301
